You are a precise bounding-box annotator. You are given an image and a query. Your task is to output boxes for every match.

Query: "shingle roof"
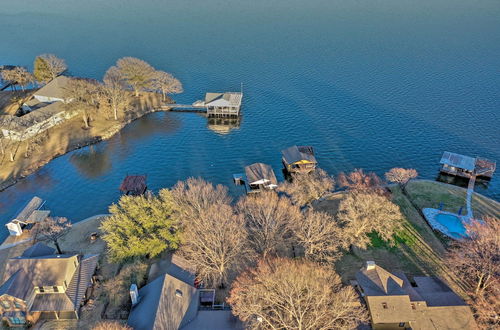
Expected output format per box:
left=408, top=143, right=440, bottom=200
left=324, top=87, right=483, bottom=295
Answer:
left=244, top=163, right=278, bottom=185
left=128, top=273, right=199, bottom=330
left=440, top=151, right=476, bottom=171
left=34, top=76, right=71, bottom=100
left=355, top=265, right=406, bottom=296
left=21, top=243, right=56, bottom=258
left=0, top=270, right=33, bottom=301
left=281, top=145, right=317, bottom=165
left=4, top=253, right=79, bottom=287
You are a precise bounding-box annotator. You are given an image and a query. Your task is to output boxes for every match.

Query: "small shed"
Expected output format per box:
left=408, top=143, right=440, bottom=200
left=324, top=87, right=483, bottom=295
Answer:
left=244, top=163, right=278, bottom=192
left=281, top=145, right=317, bottom=173
left=119, top=175, right=147, bottom=195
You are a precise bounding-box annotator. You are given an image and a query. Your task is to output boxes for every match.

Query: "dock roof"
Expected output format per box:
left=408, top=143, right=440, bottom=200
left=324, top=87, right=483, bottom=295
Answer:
left=245, top=163, right=278, bottom=186
left=281, top=145, right=317, bottom=165
left=205, top=92, right=242, bottom=108
left=440, top=151, right=475, bottom=171
left=13, top=196, right=44, bottom=222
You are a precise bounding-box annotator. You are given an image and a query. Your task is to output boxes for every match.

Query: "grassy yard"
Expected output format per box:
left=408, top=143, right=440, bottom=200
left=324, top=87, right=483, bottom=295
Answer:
left=314, top=180, right=499, bottom=295
left=404, top=180, right=500, bottom=219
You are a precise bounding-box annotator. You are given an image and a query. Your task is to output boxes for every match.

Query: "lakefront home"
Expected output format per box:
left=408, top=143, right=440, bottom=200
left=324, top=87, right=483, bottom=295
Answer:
left=0, top=76, right=77, bottom=141
left=354, top=261, right=477, bottom=330
left=0, top=243, right=99, bottom=326
left=128, top=255, right=242, bottom=330
left=202, top=92, right=242, bottom=117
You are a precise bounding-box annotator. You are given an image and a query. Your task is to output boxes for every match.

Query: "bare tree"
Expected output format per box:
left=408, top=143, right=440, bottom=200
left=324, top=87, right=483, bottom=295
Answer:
left=290, top=209, right=344, bottom=264
left=103, top=66, right=130, bottom=120
left=228, top=258, right=368, bottom=330
left=236, top=192, right=300, bottom=258
left=337, top=192, right=403, bottom=249
left=151, top=70, right=183, bottom=101
left=115, top=57, right=156, bottom=97
left=1, top=67, right=34, bottom=91
left=180, top=204, right=252, bottom=288
left=171, top=177, right=231, bottom=222
left=35, top=216, right=72, bottom=254
left=33, top=54, right=67, bottom=83
left=278, top=168, right=335, bottom=206
left=385, top=167, right=418, bottom=195
left=63, top=78, right=101, bottom=128
left=337, top=169, right=384, bottom=194
left=447, top=217, right=499, bottom=327
left=92, top=321, right=132, bottom=330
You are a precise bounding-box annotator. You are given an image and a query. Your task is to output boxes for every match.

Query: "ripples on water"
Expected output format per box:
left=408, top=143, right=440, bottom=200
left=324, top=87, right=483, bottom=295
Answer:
left=0, top=0, right=499, bottom=240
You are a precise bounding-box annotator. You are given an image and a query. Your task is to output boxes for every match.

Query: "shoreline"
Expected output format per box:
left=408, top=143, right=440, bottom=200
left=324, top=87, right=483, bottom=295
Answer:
left=0, top=106, right=171, bottom=193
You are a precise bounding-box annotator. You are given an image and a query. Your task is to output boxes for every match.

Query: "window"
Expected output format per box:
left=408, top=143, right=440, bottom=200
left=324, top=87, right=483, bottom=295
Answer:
left=13, top=301, right=22, bottom=309
left=382, top=302, right=388, bottom=309
left=1, top=301, right=11, bottom=309
left=53, top=286, right=59, bottom=293
left=399, top=323, right=405, bottom=327
left=411, top=303, right=416, bottom=310
left=39, top=287, right=45, bottom=293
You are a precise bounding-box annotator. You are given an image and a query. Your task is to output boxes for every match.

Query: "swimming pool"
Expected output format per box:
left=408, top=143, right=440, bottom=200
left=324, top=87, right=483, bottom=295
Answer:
left=435, top=213, right=467, bottom=239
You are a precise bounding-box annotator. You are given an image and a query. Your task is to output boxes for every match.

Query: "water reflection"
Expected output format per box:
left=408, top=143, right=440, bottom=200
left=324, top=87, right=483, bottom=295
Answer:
left=70, top=145, right=112, bottom=178
left=207, top=117, right=241, bottom=135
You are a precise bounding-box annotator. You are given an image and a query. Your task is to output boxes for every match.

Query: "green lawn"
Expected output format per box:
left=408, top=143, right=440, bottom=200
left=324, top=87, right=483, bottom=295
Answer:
left=314, top=180, right=500, bottom=295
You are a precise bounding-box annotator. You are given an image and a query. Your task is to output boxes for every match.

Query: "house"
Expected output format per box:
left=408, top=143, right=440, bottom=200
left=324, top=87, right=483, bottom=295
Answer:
left=0, top=243, right=99, bottom=326
left=202, top=92, right=242, bottom=117
left=244, top=163, right=278, bottom=192
left=128, top=255, right=242, bottom=330
left=0, top=101, right=76, bottom=141
left=5, top=197, right=50, bottom=237
left=281, top=145, right=317, bottom=173
left=32, top=76, right=71, bottom=103
left=354, top=261, right=477, bottom=330
left=439, top=151, right=495, bottom=179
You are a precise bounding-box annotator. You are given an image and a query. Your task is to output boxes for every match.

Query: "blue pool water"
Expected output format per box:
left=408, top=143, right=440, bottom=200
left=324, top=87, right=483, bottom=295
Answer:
left=435, top=213, right=467, bottom=239
left=0, top=0, right=499, bottom=241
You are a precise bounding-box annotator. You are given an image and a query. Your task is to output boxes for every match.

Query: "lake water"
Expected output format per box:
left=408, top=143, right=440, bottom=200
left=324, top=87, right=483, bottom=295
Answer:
left=1, top=0, right=499, bottom=239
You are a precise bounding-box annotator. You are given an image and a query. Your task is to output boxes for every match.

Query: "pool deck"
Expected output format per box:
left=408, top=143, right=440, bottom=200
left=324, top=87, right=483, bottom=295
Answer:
left=422, top=176, right=477, bottom=240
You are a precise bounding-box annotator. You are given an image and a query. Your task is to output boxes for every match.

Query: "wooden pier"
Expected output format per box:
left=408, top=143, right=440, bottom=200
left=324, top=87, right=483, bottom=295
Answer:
left=160, top=91, right=243, bottom=117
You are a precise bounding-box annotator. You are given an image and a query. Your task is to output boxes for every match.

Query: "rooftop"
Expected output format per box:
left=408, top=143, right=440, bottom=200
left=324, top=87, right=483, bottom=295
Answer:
left=244, top=163, right=278, bottom=186
left=440, top=151, right=476, bottom=171
left=281, top=145, right=317, bottom=165
left=33, top=75, right=71, bottom=100
left=204, top=92, right=242, bottom=108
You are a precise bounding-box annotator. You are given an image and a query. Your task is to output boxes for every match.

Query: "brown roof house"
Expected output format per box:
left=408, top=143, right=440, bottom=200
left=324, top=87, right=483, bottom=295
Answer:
left=0, top=243, right=99, bottom=327
left=128, top=255, right=243, bottom=330
left=354, top=261, right=478, bottom=330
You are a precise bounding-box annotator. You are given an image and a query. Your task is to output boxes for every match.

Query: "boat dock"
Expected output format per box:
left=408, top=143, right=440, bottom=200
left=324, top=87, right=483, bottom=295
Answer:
left=160, top=91, right=243, bottom=117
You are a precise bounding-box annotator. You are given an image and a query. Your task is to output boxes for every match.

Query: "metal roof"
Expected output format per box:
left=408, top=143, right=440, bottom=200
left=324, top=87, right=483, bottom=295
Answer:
left=244, top=163, right=278, bottom=185
left=440, top=151, right=476, bottom=171
left=205, top=92, right=242, bottom=107
left=281, top=145, right=317, bottom=165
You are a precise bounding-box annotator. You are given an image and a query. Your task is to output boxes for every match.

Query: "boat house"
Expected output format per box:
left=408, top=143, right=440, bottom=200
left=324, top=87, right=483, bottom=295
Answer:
left=439, top=151, right=496, bottom=179
left=200, top=92, right=242, bottom=117
left=5, top=197, right=49, bottom=237
left=244, top=163, right=278, bottom=193
left=281, top=145, right=317, bottom=173
left=119, top=175, right=147, bottom=195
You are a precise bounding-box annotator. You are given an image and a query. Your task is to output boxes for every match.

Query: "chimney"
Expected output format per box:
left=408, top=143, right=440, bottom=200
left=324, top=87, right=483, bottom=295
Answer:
left=366, top=261, right=376, bottom=270
left=130, top=284, right=139, bottom=305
